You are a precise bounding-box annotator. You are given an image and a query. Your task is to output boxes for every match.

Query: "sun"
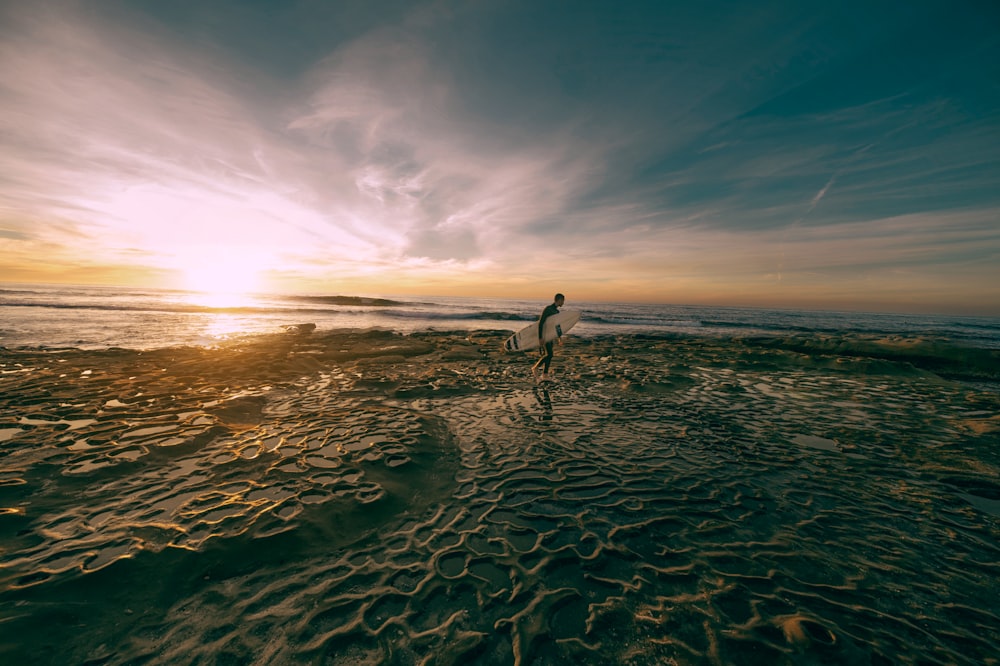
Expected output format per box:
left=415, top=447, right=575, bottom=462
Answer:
left=176, top=252, right=266, bottom=308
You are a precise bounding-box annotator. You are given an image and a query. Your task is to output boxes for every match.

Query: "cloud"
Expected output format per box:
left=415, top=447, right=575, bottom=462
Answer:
left=282, top=20, right=616, bottom=266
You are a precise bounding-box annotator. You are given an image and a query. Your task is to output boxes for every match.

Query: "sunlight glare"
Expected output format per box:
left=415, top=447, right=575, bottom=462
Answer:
left=178, top=253, right=265, bottom=308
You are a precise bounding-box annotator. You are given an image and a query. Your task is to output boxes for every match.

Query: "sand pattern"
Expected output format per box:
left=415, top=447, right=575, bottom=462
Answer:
left=1, top=330, right=998, bottom=664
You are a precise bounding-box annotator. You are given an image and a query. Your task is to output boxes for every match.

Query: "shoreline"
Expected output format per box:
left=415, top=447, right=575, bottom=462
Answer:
left=5, top=285, right=1000, bottom=353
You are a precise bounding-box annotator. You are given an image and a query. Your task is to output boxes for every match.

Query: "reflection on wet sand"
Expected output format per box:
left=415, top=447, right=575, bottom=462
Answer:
left=0, top=329, right=997, bottom=664
left=532, top=386, right=553, bottom=422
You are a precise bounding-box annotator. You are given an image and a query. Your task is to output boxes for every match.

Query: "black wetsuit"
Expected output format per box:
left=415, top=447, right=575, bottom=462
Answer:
left=537, top=303, right=560, bottom=373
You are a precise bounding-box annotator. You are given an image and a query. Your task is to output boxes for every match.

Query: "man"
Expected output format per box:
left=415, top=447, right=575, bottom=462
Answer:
left=532, top=293, right=565, bottom=383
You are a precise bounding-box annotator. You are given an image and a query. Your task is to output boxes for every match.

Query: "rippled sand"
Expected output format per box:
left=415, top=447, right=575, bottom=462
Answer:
left=1, top=329, right=998, bottom=664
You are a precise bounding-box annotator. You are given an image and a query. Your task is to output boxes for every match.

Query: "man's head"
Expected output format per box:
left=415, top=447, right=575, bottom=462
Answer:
left=554, top=293, right=565, bottom=306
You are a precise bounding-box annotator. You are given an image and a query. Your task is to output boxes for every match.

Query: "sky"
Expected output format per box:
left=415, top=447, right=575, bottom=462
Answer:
left=1, top=0, right=998, bottom=314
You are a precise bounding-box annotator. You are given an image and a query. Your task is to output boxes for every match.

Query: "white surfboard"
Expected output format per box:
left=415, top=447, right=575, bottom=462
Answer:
left=503, top=310, right=581, bottom=352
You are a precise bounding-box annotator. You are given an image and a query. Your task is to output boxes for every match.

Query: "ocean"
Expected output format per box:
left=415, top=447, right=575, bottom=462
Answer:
left=1, top=283, right=999, bottom=664
left=2, top=283, right=998, bottom=351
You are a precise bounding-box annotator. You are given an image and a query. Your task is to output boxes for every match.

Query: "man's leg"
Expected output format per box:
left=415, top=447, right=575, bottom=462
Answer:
left=542, top=342, right=554, bottom=374
left=531, top=345, right=544, bottom=380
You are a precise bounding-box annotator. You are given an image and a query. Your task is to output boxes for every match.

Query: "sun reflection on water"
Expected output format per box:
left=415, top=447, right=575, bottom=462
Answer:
left=199, top=313, right=257, bottom=342
left=177, top=290, right=267, bottom=343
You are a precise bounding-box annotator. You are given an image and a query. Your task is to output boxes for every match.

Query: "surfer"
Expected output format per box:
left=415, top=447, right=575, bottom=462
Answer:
left=532, top=293, right=565, bottom=382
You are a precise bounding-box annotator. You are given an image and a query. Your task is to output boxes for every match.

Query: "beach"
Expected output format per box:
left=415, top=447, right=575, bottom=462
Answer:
left=1, top=327, right=998, bottom=664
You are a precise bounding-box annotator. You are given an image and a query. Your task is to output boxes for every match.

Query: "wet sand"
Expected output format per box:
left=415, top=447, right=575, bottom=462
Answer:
left=1, top=329, right=998, bottom=664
